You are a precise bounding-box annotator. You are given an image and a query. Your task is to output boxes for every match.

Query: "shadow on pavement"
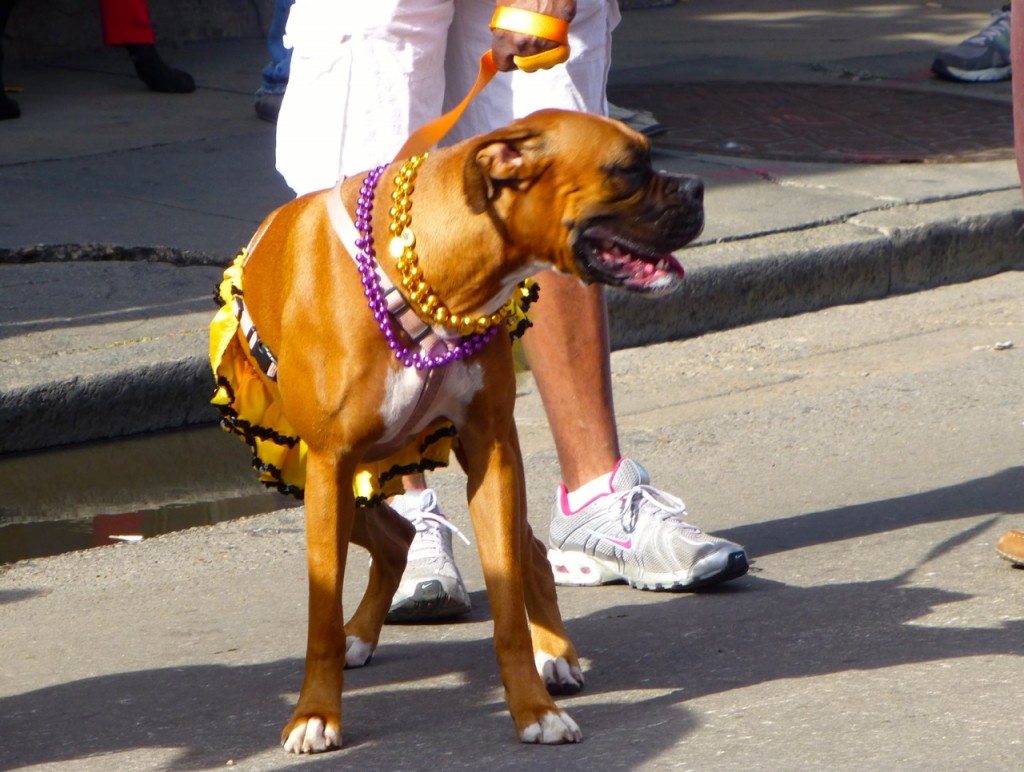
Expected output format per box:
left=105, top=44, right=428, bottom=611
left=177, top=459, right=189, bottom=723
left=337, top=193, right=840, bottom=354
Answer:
left=1, top=574, right=1019, bottom=769
left=721, top=466, right=1024, bottom=558
left=3, top=470, right=1022, bottom=769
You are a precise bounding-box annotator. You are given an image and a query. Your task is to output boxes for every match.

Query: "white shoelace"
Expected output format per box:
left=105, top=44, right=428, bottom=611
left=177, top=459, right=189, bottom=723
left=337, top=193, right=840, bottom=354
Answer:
left=615, top=484, right=698, bottom=534
left=406, top=511, right=471, bottom=562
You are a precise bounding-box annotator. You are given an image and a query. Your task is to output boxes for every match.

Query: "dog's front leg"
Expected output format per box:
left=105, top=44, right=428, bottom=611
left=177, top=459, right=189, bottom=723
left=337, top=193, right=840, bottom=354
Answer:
left=510, top=429, right=584, bottom=695
left=461, top=420, right=581, bottom=744
left=282, top=450, right=354, bottom=754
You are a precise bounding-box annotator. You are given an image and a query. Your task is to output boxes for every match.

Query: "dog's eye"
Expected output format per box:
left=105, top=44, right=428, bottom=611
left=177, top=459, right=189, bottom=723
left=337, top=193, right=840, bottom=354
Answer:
left=605, top=162, right=650, bottom=198
left=614, top=163, right=644, bottom=179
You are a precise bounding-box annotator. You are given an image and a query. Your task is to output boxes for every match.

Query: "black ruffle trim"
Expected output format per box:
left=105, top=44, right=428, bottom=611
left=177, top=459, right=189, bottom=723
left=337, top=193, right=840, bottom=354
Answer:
left=213, top=376, right=305, bottom=500
left=214, top=378, right=459, bottom=507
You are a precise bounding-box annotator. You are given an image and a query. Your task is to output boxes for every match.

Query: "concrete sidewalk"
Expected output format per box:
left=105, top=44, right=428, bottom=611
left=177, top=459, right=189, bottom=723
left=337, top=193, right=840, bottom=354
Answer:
left=1, top=269, right=1021, bottom=771
left=1, top=3, right=1023, bottom=769
left=1, top=0, right=1022, bottom=453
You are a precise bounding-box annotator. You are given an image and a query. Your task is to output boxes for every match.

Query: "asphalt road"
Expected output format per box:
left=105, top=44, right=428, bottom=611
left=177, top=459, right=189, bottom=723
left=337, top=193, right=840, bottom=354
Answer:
left=2, top=270, right=1021, bottom=771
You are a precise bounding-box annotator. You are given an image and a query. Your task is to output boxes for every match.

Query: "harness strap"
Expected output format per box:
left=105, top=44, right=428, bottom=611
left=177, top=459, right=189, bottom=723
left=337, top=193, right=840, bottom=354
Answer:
left=230, top=211, right=282, bottom=381
left=325, top=181, right=451, bottom=353
left=325, top=181, right=455, bottom=443
left=233, top=295, right=278, bottom=380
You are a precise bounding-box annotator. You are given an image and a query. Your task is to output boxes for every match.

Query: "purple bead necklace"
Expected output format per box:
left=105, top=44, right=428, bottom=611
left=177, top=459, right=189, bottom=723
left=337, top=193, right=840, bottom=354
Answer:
left=353, top=164, right=499, bottom=370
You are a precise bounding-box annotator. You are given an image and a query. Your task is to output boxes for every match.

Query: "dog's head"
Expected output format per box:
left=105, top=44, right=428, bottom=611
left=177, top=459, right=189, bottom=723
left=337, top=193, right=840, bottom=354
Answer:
left=463, top=109, right=702, bottom=294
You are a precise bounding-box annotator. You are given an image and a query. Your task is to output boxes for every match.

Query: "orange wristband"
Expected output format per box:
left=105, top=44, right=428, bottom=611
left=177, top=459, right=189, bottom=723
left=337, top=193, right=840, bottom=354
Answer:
left=490, top=6, right=571, bottom=72
left=490, top=6, right=570, bottom=45
left=393, top=6, right=571, bottom=160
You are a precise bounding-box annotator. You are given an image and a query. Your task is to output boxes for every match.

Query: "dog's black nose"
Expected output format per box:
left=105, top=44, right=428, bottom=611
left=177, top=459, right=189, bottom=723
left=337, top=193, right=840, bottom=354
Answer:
left=677, top=174, right=704, bottom=204
left=661, top=172, right=704, bottom=205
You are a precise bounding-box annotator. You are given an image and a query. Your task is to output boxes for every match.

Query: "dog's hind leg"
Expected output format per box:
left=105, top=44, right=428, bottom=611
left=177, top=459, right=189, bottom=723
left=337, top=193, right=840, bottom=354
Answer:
left=282, top=449, right=354, bottom=754
left=343, top=504, right=416, bottom=667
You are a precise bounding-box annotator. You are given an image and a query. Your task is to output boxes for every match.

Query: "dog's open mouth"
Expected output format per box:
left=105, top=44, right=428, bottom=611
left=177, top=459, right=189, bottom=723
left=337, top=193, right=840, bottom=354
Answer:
left=578, top=228, right=686, bottom=294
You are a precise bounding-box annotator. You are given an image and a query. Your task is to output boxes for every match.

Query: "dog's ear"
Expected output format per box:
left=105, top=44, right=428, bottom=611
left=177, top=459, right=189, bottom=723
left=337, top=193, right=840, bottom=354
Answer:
left=463, top=126, right=543, bottom=214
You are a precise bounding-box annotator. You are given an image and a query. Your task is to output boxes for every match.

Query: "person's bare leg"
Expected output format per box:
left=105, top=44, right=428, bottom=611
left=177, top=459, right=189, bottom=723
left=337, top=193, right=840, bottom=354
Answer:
left=402, top=473, right=427, bottom=490
left=521, top=273, right=620, bottom=491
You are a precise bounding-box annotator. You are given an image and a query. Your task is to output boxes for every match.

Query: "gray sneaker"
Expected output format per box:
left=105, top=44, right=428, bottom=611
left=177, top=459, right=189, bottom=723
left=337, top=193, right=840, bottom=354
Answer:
left=608, top=103, right=666, bottom=138
left=386, top=489, right=472, bottom=623
left=932, top=8, right=1011, bottom=83
left=547, top=459, right=748, bottom=591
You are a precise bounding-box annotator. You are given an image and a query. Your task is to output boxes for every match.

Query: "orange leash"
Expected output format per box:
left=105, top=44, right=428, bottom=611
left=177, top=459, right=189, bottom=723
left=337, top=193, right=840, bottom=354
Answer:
left=392, top=7, right=570, bottom=162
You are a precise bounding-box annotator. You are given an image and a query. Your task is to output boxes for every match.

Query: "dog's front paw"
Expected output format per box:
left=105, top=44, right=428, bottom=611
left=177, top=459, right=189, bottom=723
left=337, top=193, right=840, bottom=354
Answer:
left=282, top=716, right=341, bottom=754
left=535, top=651, right=584, bottom=695
left=520, top=710, right=582, bottom=744
left=345, top=635, right=374, bottom=668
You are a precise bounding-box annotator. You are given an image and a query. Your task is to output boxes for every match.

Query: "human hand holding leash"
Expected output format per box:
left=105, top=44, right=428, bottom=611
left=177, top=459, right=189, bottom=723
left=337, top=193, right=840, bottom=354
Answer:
left=490, top=0, right=575, bottom=72
left=393, top=1, right=574, bottom=161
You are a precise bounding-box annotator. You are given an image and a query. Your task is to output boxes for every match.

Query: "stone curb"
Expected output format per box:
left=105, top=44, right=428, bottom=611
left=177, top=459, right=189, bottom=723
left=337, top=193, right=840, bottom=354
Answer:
left=608, top=191, right=1024, bottom=348
left=2, top=197, right=1022, bottom=454
left=0, top=358, right=212, bottom=455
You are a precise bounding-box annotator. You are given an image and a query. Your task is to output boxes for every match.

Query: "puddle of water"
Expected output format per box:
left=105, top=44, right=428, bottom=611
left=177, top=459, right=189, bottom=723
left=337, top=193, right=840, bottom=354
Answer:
left=0, top=425, right=293, bottom=564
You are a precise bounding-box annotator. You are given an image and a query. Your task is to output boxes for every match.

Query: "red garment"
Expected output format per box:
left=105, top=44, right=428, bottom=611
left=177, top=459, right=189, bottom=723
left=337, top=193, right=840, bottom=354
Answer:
left=100, top=0, right=155, bottom=46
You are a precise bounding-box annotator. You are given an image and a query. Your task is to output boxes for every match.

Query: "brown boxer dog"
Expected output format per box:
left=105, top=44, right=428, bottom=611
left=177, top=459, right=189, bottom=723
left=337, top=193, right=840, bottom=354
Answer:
left=215, top=109, right=703, bottom=753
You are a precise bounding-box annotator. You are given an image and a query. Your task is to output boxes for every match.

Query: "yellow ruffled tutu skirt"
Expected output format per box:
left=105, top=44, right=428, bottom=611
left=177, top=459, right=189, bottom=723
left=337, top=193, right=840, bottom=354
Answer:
left=209, top=250, right=536, bottom=507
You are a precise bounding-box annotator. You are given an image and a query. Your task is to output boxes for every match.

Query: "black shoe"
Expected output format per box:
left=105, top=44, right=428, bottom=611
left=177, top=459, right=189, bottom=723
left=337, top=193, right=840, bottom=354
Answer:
left=254, top=90, right=283, bottom=123
left=0, top=90, right=19, bottom=120
left=0, top=20, right=20, bottom=119
left=125, top=44, right=195, bottom=93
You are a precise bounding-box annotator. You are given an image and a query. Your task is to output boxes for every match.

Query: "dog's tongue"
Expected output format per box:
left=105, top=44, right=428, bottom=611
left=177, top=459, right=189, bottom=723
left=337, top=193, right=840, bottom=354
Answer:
left=600, top=240, right=684, bottom=292
left=635, top=253, right=685, bottom=287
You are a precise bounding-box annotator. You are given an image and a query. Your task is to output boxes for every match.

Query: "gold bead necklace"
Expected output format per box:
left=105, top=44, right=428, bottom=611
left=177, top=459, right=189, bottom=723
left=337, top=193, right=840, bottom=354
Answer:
left=387, top=153, right=516, bottom=337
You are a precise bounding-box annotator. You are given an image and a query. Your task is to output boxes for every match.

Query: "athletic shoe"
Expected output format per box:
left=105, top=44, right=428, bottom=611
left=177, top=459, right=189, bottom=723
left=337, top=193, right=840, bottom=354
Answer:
left=608, top=103, right=666, bottom=137
left=386, top=489, right=472, bottom=623
left=932, top=8, right=1011, bottom=83
left=996, top=529, right=1024, bottom=567
left=548, top=458, right=748, bottom=591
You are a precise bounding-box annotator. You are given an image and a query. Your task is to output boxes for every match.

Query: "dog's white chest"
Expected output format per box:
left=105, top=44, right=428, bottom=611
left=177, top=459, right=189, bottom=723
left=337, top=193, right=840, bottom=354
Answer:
left=377, top=359, right=484, bottom=443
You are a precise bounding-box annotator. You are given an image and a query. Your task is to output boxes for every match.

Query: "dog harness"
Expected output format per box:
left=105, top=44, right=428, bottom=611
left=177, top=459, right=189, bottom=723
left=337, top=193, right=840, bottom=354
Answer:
left=224, top=177, right=533, bottom=451
left=323, top=178, right=466, bottom=446
left=325, top=179, right=458, bottom=368
left=227, top=189, right=454, bottom=387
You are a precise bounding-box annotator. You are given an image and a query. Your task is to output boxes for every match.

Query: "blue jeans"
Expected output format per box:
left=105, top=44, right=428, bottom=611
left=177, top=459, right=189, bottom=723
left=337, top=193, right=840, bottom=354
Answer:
left=259, top=0, right=295, bottom=95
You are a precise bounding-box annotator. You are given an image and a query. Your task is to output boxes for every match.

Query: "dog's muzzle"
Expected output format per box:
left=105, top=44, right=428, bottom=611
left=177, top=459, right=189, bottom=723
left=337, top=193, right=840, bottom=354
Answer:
left=574, top=172, right=704, bottom=295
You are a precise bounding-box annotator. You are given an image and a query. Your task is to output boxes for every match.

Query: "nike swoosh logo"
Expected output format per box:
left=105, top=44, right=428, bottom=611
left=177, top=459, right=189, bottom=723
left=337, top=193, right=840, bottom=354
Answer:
left=588, top=530, right=632, bottom=550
